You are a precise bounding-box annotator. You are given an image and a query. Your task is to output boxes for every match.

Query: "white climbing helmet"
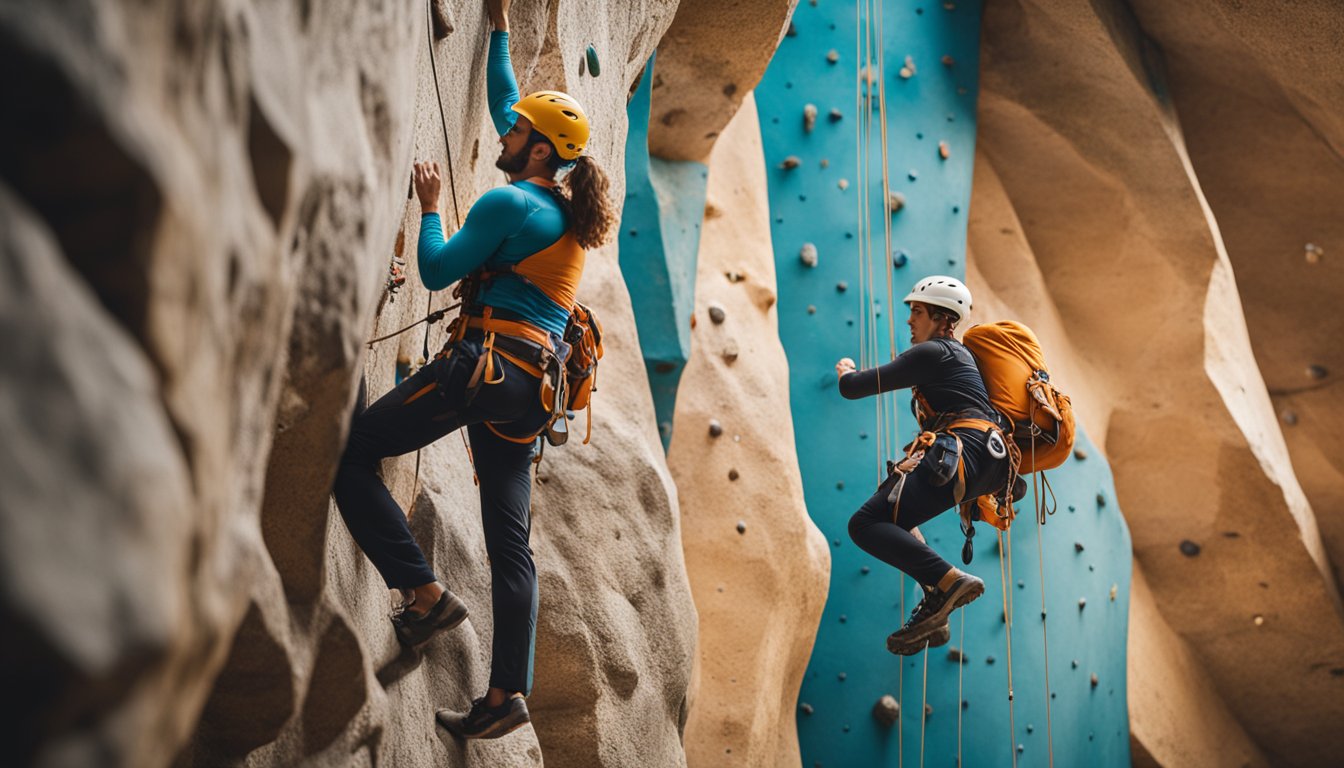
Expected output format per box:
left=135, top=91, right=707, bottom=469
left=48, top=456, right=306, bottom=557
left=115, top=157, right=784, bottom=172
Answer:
left=903, top=275, right=973, bottom=323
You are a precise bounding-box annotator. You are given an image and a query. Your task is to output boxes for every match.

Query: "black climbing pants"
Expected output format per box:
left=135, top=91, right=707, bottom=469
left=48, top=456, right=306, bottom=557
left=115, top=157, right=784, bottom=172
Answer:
left=848, top=428, right=1009, bottom=587
left=332, top=330, right=551, bottom=694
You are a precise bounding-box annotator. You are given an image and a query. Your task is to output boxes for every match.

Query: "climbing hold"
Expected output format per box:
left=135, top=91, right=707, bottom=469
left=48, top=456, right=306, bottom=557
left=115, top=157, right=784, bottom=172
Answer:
left=729, top=468, right=740, bottom=481
left=1090, top=673, right=1099, bottom=688
left=941, top=54, right=956, bottom=68
left=887, top=192, right=906, bottom=213
left=899, top=56, right=916, bottom=79
left=1078, top=597, right=1087, bottom=610
left=839, top=614, right=847, bottom=623
left=1027, top=724, right=1034, bottom=734
left=861, top=566, right=870, bottom=574
left=826, top=49, right=839, bottom=64
left=1253, top=614, right=1265, bottom=626
left=947, top=646, right=965, bottom=663
left=585, top=45, right=601, bottom=77
left=908, top=169, right=919, bottom=182
left=836, top=281, right=849, bottom=292
left=1017, top=744, right=1025, bottom=754
left=838, top=672, right=847, bottom=681
left=725, top=271, right=744, bottom=283
left=1110, top=584, right=1118, bottom=601
left=1307, top=364, right=1328, bottom=380
left=807, top=305, right=817, bottom=314
left=829, top=108, right=843, bottom=122
left=803, top=103, right=818, bottom=133
left=708, top=303, right=726, bottom=324
left=986, top=656, right=996, bottom=664
left=800, top=702, right=814, bottom=715
left=819, top=158, right=830, bottom=168
left=722, top=339, right=740, bottom=363
left=1281, top=408, right=1298, bottom=426
left=786, top=21, right=797, bottom=36
left=872, top=695, right=900, bottom=726
left=859, top=65, right=876, bottom=87
left=1305, top=243, right=1324, bottom=264
left=1071, top=659, right=1079, bottom=669
left=800, top=242, right=819, bottom=267
left=924, top=704, right=933, bottom=717
left=837, top=178, right=849, bottom=190
left=780, top=156, right=801, bottom=170
left=736, top=520, right=747, bottom=534
left=1017, top=580, right=1025, bottom=589
left=1074, top=542, right=1085, bottom=553
left=1179, top=539, right=1201, bottom=557
left=893, top=251, right=909, bottom=268
left=1096, top=491, right=1107, bottom=507
left=709, top=419, right=723, bottom=437
left=938, top=141, right=950, bottom=160
left=1074, top=447, right=1088, bottom=460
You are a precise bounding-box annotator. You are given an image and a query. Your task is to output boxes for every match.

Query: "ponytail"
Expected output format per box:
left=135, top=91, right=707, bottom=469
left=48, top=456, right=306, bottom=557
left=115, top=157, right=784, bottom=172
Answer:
left=559, top=156, right=616, bottom=250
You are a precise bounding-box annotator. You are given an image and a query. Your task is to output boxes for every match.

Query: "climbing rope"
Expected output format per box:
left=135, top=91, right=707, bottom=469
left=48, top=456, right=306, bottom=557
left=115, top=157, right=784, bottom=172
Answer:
left=1030, top=434, right=1056, bottom=766
left=998, top=529, right=1018, bottom=768
left=958, top=607, right=965, bottom=767
left=919, top=638, right=930, bottom=768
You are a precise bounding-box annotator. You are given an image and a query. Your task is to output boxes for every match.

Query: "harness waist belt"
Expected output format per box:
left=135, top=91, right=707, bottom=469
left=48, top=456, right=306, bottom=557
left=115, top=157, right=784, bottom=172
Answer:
left=464, top=315, right=553, bottom=350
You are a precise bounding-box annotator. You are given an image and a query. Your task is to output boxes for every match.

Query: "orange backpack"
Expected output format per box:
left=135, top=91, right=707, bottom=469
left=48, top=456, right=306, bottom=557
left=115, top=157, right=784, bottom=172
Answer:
left=962, top=321, right=1075, bottom=473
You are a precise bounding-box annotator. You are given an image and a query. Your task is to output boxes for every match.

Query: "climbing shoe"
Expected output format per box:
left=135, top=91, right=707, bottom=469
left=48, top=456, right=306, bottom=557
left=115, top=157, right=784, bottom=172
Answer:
left=391, top=589, right=469, bottom=648
left=436, top=696, right=531, bottom=740
left=886, top=573, right=985, bottom=656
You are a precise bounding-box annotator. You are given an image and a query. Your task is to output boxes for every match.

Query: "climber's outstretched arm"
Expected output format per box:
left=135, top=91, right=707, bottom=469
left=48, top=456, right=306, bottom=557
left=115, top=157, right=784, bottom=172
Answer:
left=486, top=1, right=519, bottom=136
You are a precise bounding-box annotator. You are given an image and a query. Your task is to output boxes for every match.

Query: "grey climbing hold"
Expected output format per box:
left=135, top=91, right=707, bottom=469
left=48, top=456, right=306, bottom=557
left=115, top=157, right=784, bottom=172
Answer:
left=709, top=419, right=723, bottom=437
left=887, top=192, right=906, bottom=213
left=1179, top=539, right=1201, bottom=557
left=1071, top=659, right=1079, bottom=669
left=838, top=672, right=847, bottom=681
left=839, top=614, right=847, bottom=623
left=800, top=242, right=819, bottom=267
left=861, top=566, right=870, bottom=574
left=736, top=520, right=747, bottom=534
left=1078, top=597, right=1087, bottom=610
left=1075, top=542, right=1085, bottom=553
left=807, top=305, right=817, bottom=314
left=729, top=468, right=740, bottom=481
left=1308, top=364, right=1328, bottom=380
left=800, top=702, right=814, bottom=715
left=780, top=156, right=801, bottom=170
left=1027, top=724, right=1034, bottom=734
left=872, top=695, right=900, bottom=726
left=836, top=281, right=848, bottom=292
left=1017, top=580, right=1025, bottom=589
left=1017, top=744, right=1025, bottom=754
left=829, top=108, right=843, bottom=122
left=1281, top=408, right=1298, bottom=426
left=585, top=45, right=601, bottom=77
left=803, top=103, right=818, bottom=133
left=947, top=646, right=965, bottom=663
left=826, top=49, right=839, bottom=64
left=1074, top=447, right=1088, bottom=460
left=708, top=303, right=726, bottom=324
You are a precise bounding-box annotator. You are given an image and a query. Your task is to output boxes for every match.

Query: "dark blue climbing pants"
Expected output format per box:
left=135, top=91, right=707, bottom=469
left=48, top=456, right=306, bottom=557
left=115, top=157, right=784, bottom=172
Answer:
left=332, top=330, right=551, bottom=694
left=848, top=428, right=1009, bottom=587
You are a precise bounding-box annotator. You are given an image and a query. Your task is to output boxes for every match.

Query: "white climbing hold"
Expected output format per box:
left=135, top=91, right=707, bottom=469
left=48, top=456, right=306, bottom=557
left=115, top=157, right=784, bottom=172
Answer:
left=803, top=103, right=818, bottom=133
left=826, top=49, right=839, bottom=64
left=800, top=242, right=819, bottom=267
left=899, top=55, right=916, bottom=79
left=887, top=192, right=905, bottom=213
left=837, top=178, right=849, bottom=190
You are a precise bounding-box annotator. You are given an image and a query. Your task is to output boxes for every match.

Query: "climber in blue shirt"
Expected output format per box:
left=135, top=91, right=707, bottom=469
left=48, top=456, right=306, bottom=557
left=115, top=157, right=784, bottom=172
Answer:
left=331, top=0, right=617, bottom=742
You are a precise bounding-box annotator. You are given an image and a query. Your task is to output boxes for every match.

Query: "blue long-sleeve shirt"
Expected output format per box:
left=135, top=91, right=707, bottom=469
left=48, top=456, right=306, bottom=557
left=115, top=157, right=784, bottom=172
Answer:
left=418, top=30, right=571, bottom=336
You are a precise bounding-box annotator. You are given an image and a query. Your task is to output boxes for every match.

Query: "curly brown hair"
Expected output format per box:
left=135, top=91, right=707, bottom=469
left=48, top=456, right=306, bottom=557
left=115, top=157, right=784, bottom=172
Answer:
left=532, top=131, right=617, bottom=249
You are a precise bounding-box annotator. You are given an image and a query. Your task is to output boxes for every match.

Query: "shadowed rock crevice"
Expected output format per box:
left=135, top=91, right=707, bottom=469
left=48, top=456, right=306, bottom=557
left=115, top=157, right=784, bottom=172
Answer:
left=301, top=613, right=367, bottom=755
left=191, top=602, right=296, bottom=758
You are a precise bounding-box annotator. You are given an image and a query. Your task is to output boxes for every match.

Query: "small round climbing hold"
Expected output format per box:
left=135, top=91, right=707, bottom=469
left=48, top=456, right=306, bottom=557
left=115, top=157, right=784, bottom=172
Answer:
left=887, top=192, right=906, bottom=214
left=803, top=103, right=818, bottom=133
left=938, top=141, right=950, bottom=160
left=786, top=21, right=797, bottom=37
left=986, top=655, right=996, bottom=665
left=1017, top=744, right=1025, bottom=754
left=819, top=158, right=830, bottom=168
left=836, top=481, right=845, bottom=490
left=837, top=178, right=849, bottom=190
left=780, top=156, right=801, bottom=170
left=961, top=700, right=969, bottom=709
left=829, top=108, right=844, bottom=122
left=725, top=271, right=744, bottom=283
left=861, top=566, right=870, bottom=574
left=708, top=303, right=726, bottom=324
left=1090, top=673, right=1099, bottom=688
left=1096, top=491, right=1107, bottom=507
left=872, top=695, right=900, bottom=726
left=947, top=646, right=965, bottom=663
left=908, top=169, right=919, bottom=181
left=899, top=55, right=916, bottom=79
left=1071, top=659, right=1079, bottom=669
left=1074, top=447, right=1088, bottom=460
left=1253, top=614, right=1265, bottom=626
left=736, top=520, right=746, bottom=534
left=1026, top=724, right=1034, bottom=734
left=838, top=672, right=847, bottom=681
left=826, top=49, right=840, bottom=64
left=839, top=614, right=847, bottom=623
left=800, top=702, right=814, bottom=715
left=836, top=281, right=849, bottom=292
left=1179, top=539, right=1201, bottom=557
left=728, top=468, right=740, bottom=481
left=807, top=305, right=817, bottom=314
left=709, top=419, right=723, bottom=437
left=800, top=242, right=819, bottom=267
left=893, top=250, right=909, bottom=268
left=1017, top=580, right=1025, bottom=589
left=1074, top=541, right=1085, bottom=553
left=585, top=45, right=601, bottom=77
left=941, top=54, right=956, bottom=67
left=1110, top=584, right=1118, bottom=601
left=1078, top=597, right=1087, bottom=610
left=1305, top=243, right=1324, bottom=264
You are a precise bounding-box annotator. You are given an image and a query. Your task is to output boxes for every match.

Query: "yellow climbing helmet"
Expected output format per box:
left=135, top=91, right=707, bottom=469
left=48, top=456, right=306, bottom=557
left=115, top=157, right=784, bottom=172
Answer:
left=512, top=91, right=589, bottom=160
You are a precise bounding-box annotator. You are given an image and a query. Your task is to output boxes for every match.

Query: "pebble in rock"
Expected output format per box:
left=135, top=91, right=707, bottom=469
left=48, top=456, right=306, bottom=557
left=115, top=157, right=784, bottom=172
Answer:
left=1075, top=541, right=1085, bottom=553
left=708, top=303, right=726, bottom=324
left=872, top=695, right=900, bottom=727
left=837, top=178, right=849, bottom=190
left=780, top=155, right=801, bottom=170
left=1090, top=673, right=1099, bottom=688
left=938, top=141, right=950, bottom=160
left=709, top=419, right=723, bottom=437
left=836, top=281, right=848, bottom=292
left=800, top=242, right=819, bottom=267
left=1179, top=539, right=1201, bottom=557
left=826, top=49, right=839, bottom=64
left=829, top=108, right=844, bottom=122
left=1074, top=447, right=1088, bottom=460
left=728, top=468, right=740, bottom=481
left=736, top=520, right=747, bottom=534
left=888, top=191, right=906, bottom=213
left=803, top=103, right=818, bottom=133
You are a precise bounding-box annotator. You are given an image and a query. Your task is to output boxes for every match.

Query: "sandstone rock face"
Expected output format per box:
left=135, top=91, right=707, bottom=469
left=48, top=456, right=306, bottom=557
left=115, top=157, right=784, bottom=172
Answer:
left=0, top=1, right=713, bottom=765
left=668, top=95, right=829, bottom=767
left=974, top=1, right=1344, bottom=764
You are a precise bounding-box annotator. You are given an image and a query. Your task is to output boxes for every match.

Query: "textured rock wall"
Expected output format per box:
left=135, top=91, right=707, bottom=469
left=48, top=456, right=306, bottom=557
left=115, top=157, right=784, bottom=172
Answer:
left=0, top=0, right=724, bottom=765
left=974, top=0, right=1344, bottom=764
left=668, top=95, right=829, bottom=768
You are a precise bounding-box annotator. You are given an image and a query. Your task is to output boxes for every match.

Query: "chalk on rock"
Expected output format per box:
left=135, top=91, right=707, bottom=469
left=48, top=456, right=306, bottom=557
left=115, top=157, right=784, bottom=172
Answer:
left=780, top=156, right=801, bottom=170
left=708, top=303, right=726, bottom=324
left=872, top=695, right=900, bottom=727
left=887, top=192, right=906, bottom=213
left=803, top=103, right=818, bottom=133
left=800, top=242, right=819, bottom=267
left=826, top=49, right=840, bottom=64
left=709, top=419, right=723, bottom=437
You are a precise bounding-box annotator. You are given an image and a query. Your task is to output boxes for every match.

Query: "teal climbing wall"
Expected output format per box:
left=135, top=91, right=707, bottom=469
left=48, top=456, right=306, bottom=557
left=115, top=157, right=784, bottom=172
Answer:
left=755, top=2, right=1134, bottom=765
left=619, top=54, right=708, bottom=448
